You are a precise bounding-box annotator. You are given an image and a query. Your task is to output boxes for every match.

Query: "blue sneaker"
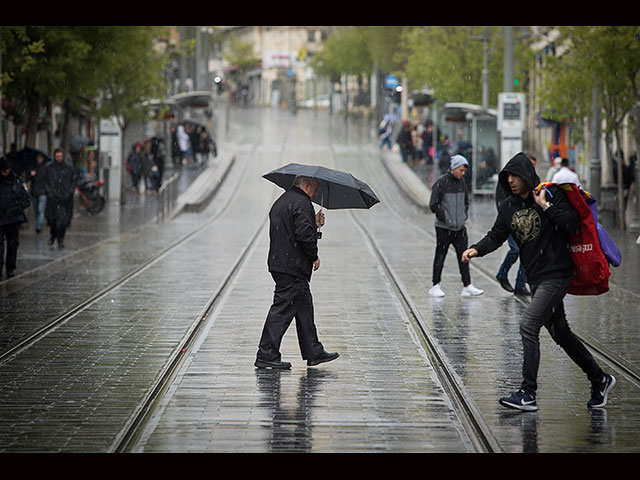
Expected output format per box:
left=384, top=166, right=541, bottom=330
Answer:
left=587, top=373, right=616, bottom=408
left=499, top=389, right=538, bottom=411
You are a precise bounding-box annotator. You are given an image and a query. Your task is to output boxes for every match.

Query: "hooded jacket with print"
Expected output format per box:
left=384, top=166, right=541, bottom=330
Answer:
left=470, top=152, right=581, bottom=287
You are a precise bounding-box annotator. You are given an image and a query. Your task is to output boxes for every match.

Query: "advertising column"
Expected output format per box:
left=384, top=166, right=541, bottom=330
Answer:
left=497, top=92, right=526, bottom=168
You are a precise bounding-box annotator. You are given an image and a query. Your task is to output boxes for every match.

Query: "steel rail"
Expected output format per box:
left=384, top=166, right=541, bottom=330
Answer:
left=0, top=142, right=255, bottom=366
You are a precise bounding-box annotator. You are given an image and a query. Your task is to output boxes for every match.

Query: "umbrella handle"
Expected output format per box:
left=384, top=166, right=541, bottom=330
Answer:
left=317, top=200, right=324, bottom=239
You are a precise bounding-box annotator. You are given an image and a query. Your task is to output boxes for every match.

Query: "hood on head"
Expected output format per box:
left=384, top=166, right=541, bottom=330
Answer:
left=498, top=152, right=540, bottom=194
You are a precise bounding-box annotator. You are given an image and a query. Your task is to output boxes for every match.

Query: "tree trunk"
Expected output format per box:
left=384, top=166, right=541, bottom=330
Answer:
left=60, top=98, right=72, bottom=159
left=24, top=93, right=40, bottom=148
left=614, top=125, right=626, bottom=230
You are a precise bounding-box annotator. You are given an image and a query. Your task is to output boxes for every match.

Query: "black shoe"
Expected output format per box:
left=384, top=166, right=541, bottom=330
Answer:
left=496, top=275, right=514, bottom=293
left=514, top=287, right=531, bottom=296
left=588, top=373, right=616, bottom=408
left=6, top=270, right=15, bottom=278
left=254, top=358, right=291, bottom=369
left=499, top=388, right=537, bottom=411
left=57, top=239, right=65, bottom=248
left=48, top=236, right=55, bottom=245
left=307, top=351, right=339, bottom=367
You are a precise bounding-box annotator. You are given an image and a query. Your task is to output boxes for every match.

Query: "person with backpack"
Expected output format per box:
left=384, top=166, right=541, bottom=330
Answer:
left=461, top=152, right=615, bottom=411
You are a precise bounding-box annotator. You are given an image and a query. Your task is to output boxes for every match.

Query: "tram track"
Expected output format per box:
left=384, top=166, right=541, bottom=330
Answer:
left=330, top=141, right=640, bottom=452
left=353, top=144, right=640, bottom=388
left=0, top=140, right=260, bottom=366
left=111, top=210, right=270, bottom=453
left=325, top=145, right=500, bottom=453
left=112, top=119, right=293, bottom=452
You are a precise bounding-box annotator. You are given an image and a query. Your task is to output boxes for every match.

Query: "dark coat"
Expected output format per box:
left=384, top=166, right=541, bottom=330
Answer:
left=127, top=149, right=142, bottom=175
left=29, top=162, right=48, bottom=197
left=43, top=160, right=77, bottom=230
left=0, top=171, right=31, bottom=226
left=267, top=187, right=319, bottom=282
left=471, top=152, right=581, bottom=286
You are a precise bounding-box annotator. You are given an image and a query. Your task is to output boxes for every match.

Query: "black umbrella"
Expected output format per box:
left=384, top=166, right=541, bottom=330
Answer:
left=262, top=163, right=380, bottom=210
left=13, top=147, right=52, bottom=176
left=69, top=135, right=92, bottom=154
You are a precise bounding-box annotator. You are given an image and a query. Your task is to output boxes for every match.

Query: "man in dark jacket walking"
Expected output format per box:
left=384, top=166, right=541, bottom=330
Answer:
left=428, top=154, right=483, bottom=297
left=255, top=176, right=339, bottom=369
left=462, top=152, right=615, bottom=411
left=0, top=157, right=31, bottom=278
left=43, top=148, right=77, bottom=248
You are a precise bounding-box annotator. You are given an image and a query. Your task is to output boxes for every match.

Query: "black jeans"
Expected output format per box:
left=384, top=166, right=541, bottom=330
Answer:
left=432, top=226, right=471, bottom=286
left=257, top=272, right=324, bottom=362
left=520, top=277, right=604, bottom=394
left=0, top=222, right=20, bottom=273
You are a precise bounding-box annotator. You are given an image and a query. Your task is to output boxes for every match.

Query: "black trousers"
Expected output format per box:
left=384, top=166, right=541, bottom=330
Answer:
left=432, top=226, right=471, bottom=286
left=257, top=272, right=324, bottom=362
left=520, top=277, right=603, bottom=394
left=0, top=222, right=20, bottom=273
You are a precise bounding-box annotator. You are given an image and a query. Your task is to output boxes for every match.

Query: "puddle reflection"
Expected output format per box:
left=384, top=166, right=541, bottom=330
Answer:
left=255, top=368, right=333, bottom=452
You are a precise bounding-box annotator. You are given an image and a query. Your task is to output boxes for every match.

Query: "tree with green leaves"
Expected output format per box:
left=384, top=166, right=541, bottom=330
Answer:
left=539, top=26, right=640, bottom=229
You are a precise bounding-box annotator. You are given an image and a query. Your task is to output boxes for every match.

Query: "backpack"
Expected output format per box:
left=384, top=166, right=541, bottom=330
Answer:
left=537, top=182, right=620, bottom=296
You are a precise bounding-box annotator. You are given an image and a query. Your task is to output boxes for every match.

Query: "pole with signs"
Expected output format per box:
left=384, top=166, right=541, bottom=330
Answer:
left=497, top=92, right=525, bottom=168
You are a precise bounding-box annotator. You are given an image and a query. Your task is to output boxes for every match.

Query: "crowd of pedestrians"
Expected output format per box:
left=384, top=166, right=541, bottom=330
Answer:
left=126, top=137, right=164, bottom=195
left=379, top=116, right=435, bottom=167
left=170, top=121, right=216, bottom=169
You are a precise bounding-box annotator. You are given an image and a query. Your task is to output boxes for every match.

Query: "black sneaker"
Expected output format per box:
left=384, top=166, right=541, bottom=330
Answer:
left=499, top=388, right=538, bottom=411
left=588, top=373, right=616, bottom=408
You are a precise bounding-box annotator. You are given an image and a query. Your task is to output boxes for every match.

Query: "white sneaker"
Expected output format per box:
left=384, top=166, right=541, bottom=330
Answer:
left=429, top=284, right=445, bottom=297
left=461, top=284, right=484, bottom=296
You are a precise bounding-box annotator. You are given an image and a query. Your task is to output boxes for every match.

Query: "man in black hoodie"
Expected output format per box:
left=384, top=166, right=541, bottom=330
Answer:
left=255, top=176, right=339, bottom=369
left=462, top=152, right=615, bottom=411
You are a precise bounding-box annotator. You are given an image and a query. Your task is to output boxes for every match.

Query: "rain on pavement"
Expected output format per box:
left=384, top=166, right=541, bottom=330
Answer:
left=1, top=107, right=639, bottom=453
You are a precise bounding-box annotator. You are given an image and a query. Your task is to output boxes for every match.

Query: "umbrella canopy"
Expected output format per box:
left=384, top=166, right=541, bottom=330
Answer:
left=9, top=147, right=52, bottom=176
left=69, top=135, right=92, bottom=153
left=263, top=163, right=380, bottom=210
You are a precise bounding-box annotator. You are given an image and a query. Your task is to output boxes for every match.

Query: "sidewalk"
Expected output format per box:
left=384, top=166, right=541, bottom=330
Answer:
left=380, top=150, right=640, bottom=296
left=6, top=151, right=234, bottom=282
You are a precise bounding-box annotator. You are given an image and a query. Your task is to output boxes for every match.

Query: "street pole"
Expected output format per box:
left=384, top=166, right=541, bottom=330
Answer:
left=590, top=86, right=602, bottom=203
left=179, top=27, right=186, bottom=93
left=0, top=26, right=3, bottom=156
left=629, top=102, right=640, bottom=232
left=482, top=27, right=489, bottom=109
left=503, top=26, right=514, bottom=93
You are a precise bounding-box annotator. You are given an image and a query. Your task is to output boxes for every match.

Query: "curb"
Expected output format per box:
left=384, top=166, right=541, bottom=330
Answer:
left=170, top=151, right=235, bottom=218
left=379, top=151, right=432, bottom=211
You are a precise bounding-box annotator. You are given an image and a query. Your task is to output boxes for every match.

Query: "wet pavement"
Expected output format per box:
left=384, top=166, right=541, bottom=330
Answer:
left=1, top=107, right=639, bottom=453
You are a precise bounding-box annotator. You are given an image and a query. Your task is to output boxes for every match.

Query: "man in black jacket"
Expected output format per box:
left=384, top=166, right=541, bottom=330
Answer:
left=43, top=148, right=77, bottom=248
left=255, top=176, right=339, bottom=369
left=462, top=152, right=615, bottom=411
left=0, top=157, right=31, bottom=278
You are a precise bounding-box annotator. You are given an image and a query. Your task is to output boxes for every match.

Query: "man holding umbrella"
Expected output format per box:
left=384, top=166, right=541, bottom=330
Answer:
left=255, top=175, right=339, bottom=369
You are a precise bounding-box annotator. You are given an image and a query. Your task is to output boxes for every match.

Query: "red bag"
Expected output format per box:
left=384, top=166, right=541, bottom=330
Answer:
left=537, top=182, right=610, bottom=295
